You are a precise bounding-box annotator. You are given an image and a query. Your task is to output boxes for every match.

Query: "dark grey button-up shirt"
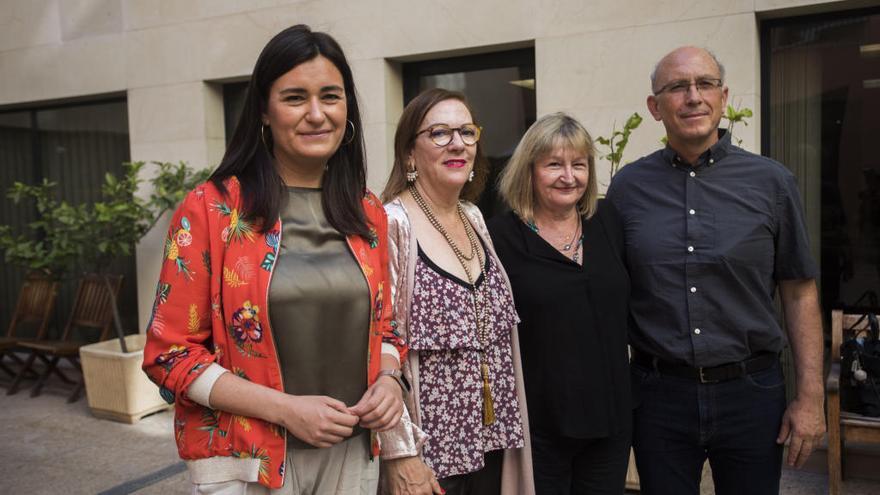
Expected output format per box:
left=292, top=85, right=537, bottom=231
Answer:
left=607, top=130, right=817, bottom=367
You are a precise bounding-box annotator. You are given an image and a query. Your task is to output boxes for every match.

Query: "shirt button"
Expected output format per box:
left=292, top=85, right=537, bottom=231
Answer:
left=689, top=209, right=696, bottom=215
left=687, top=246, right=694, bottom=253
left=694, top=328, right=701, bottom=335
left=690, top=287, right=697, bottom=293
left=689, top=171, right=696, bottom=177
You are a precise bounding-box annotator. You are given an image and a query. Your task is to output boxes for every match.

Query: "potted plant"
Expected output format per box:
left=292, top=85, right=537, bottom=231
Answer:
left=75, top=161, right=210, bottom=422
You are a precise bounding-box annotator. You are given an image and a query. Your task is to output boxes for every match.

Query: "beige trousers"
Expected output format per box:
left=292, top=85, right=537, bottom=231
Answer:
left=192, top=437, right=378, bottom=495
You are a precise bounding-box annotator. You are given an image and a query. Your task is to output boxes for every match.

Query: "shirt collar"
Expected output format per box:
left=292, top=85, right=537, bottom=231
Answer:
left=662, top=128, right=732, bottom=168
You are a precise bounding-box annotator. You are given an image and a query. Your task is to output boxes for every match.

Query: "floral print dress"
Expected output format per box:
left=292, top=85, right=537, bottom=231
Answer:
left=409, top=243, right=524, bottom=478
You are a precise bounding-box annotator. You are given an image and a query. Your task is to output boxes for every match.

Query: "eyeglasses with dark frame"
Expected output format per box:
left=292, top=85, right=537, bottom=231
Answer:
left=416, top=124, right=482, bottom=147
left=653, top=77, right=723, bottom=96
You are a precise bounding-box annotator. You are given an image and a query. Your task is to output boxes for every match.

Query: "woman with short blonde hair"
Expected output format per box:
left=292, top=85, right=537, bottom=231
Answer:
left=489, top=112, right=632, bottom=495
left=498, top=112, right=598, bottom=224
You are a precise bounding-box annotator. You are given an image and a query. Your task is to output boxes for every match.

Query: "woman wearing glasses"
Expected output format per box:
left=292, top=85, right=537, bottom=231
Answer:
left=378, top=88, right=534, bottom=495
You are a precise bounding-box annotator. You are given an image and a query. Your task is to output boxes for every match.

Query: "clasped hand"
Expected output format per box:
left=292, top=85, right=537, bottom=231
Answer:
left=282, top=376, right=403, bottom=448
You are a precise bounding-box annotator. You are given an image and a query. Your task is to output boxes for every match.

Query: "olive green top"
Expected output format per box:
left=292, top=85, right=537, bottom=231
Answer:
left=269, top=187, right=370, bottom=449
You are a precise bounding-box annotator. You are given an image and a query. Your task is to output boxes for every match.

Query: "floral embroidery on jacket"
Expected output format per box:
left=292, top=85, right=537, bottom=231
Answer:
left=142, top=179, right=402, bottom=489
left=165, top=217, right=194, bottom=280
left=214, top=201, right=255, bottom=244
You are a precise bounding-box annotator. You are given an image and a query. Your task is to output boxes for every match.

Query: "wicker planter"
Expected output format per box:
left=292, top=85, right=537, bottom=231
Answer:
left=79, top=334, right=171, bottom=423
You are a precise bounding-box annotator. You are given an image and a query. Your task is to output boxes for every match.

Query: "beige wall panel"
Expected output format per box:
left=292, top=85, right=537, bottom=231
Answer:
left=363, top=122, right=396, bottom=194
left=350, top=57, right=388, bottom=125
left=755, top=0, right=861, bottom=12
left=0, top=0, right=60, bottom=51
left=135, top=215, right=170, bottom=331
left=129, top=139, right=224, bottom=168
left=124, top=22, right=210, bottom=89
left=349, top=58, right=404, bottom=190
left=128, top=83, right=214, bottom=144
left=533, top=0, right=753, bottom=38
left=536, top=12, right=760, bottom=167
left=0, top=36, right=126, bottom=105
left=123, top=0, right=304, bottom=30
left=59, top=0, right=124, bottom=41
left=122, top=0, right=200, bottom=30
left=199, top=15, right=281, bottom=82
left=309, top=1, right=537, bottom=60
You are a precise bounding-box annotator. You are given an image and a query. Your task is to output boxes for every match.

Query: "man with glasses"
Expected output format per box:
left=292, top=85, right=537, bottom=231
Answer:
left=607, top=46, right=825, bottom=494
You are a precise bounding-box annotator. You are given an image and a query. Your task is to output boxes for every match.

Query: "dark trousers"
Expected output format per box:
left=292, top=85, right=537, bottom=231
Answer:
left=631, top=361, right=786, bottom=495
left=438, top=449, right=503, bottom=495
left=531, top=426, right=631, bottom=495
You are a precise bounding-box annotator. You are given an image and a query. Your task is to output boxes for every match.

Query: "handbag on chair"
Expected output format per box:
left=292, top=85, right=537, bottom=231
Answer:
left=840, top=312, right=880, bottom=417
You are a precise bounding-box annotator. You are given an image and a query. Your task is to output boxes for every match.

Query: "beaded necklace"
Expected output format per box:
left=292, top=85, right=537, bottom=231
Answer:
left=409, top=185, right=495, bottom=425
left=526, top=215, right=584, bottom=264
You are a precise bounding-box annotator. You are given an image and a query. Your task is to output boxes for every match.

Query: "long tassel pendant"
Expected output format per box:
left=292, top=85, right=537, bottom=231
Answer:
left=481, top=362, right=496, bottom=425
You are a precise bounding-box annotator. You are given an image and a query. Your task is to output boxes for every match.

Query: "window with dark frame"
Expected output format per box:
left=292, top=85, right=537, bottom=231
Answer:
left=762, top=7, right=880, bottom=315
left=0, top=98, right=136, bottom=338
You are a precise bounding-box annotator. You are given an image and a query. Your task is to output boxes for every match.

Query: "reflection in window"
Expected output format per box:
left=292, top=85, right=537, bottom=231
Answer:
left=223, top=82, right=248, bottom=145
left=765, top=8, right=880, bottom=312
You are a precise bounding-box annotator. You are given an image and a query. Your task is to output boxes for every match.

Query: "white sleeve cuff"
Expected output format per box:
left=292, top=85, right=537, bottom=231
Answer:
left=187, top=362, right=229, bottom=408
left=381, top=343, right=400, bottom=365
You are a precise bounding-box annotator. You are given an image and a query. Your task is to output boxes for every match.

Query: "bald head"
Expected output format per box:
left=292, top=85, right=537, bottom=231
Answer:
left=650, top=46, right=725, bottom=94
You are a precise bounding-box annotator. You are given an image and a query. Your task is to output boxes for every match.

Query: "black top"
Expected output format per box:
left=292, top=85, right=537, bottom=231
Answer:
left=488, top=200, right=631, bottom=439
left=606, top=130, right=818, bottom=368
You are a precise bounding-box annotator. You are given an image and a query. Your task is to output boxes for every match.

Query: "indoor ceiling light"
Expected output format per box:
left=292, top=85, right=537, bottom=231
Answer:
left=509, top=79, right=535, bottom=90
left=860, top=44, right=880, bottom=57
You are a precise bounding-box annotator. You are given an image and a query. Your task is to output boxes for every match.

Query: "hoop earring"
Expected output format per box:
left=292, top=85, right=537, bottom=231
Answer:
left=341, top=120, right=356, bottom=146
left=260, top=124, right=270, bottom=150
left=406, top=159, right=418, bottom=183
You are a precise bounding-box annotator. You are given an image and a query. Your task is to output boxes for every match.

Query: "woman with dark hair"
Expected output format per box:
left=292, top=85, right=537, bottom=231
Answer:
left=142, top=25, right=407, bottom=494
left=378, top=88, right=534, bottom=495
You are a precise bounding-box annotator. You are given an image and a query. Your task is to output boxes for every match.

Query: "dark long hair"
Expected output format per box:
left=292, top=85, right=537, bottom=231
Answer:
left=380, top=88, right=489, bottom=203
left=210, top=24, right=369, bottom=238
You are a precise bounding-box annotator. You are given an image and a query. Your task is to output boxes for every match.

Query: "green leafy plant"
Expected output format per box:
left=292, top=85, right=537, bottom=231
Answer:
left=660, top=103, right=754, bottom=146
left=723, top=103, right=753, bottom=146
left=0, top=180, right=90, bottom=278
left=596, top=112, right=643, bottom=185
left=85, top=161, right=211, bottom=351
left=86, top=161, right=210, bottom=270
left=0, top=161, right=211, bottom=351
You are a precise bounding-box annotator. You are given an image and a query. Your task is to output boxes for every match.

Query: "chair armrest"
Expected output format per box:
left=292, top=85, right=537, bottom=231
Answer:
left=826, top=361, right=841, bottom=394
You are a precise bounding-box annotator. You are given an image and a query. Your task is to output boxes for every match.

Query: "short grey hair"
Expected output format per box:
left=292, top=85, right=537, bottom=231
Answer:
left=650, top=48, right=726, bottom=93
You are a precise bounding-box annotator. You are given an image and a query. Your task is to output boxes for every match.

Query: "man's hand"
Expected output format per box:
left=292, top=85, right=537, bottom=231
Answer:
left=349, top=376, right=403, bottom=431
left=776, top=394, right=825, bottom=467
left=381, top=456, right=443, bottom=495
left=280, top=395, right=359, bottom=448
left=777, top=278, right=825, bottom=468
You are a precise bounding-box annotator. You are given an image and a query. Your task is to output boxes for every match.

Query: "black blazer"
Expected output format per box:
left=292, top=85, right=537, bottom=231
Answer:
left=488, top=200, right=632, bottom=438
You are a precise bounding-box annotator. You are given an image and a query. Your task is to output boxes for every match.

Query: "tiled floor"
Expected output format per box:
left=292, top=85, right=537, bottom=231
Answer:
left=2, top=377, right=879, bottom=494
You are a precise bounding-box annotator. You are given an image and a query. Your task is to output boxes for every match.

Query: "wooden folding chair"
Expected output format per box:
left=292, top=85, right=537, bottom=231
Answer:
left=826, top=310, right=880, bottom=495
left=6, top=273, right=122, bottom=402
left=0, top=274, right=59, bottom=379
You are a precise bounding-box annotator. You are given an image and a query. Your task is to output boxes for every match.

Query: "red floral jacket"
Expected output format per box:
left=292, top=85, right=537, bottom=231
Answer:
left=142, top=177, right=405, bottom=489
